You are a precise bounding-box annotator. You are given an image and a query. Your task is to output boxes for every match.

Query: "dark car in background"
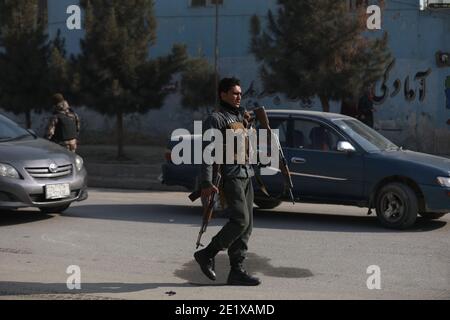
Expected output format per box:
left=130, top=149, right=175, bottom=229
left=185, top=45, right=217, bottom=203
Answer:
left=162, top=109, right=450, bottom=229
left=0, top=114, right=88, bottom=213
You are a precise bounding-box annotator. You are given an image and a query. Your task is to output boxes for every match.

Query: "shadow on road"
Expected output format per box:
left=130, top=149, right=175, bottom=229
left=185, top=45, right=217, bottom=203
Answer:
left=175, top=252, right=313, bottom=286
left=0, top=210, right=53, bottom=227
left=63, top=204, right=447, bottom=233
left=0, top=281, right=192, bottom=298
left=254, top=209, right=448, bottom=233
left=0, top=252, right=313, bottom=297
left=1, top=204, right=446, bottom=233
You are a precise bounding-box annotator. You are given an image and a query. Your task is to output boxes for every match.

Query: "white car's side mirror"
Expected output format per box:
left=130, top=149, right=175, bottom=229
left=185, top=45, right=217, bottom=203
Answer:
left=337, top=141, right=356, bottom=153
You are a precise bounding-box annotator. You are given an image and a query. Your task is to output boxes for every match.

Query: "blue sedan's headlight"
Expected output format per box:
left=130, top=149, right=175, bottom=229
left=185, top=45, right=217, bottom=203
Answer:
left=75, top=156, right=84, bottom=172
left=0, top=163, right=20, bottom=179
left=436, top=177, right=450, bottom=187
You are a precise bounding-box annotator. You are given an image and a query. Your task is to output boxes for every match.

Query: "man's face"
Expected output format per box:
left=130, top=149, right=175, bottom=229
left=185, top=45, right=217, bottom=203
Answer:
left=220, top=85, right=242, bottom=108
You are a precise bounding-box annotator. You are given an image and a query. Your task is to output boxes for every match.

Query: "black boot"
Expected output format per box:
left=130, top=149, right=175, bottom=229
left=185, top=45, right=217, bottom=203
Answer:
left=194, top=247, right=217, bottom=281
left=227, top=267, right=261, bottom=286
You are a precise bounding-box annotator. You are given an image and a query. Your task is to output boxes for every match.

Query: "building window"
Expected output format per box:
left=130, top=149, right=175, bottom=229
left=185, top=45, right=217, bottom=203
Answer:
left=191, top=0, right=223, bottom=8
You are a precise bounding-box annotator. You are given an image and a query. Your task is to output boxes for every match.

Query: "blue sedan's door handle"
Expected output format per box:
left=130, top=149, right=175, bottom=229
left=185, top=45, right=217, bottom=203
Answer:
left=291, top=157, right=306, bottom=164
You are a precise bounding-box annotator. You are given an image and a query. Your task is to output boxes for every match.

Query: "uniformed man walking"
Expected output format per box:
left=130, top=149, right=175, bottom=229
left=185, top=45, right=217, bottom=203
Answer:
left=194, top=77, right=260, bottom=286
left=45, top=93, right=80, bottom=152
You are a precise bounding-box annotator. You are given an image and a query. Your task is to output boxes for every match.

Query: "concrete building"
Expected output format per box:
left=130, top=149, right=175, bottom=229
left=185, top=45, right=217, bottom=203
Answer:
left=2, top=0, right=450, bottom=154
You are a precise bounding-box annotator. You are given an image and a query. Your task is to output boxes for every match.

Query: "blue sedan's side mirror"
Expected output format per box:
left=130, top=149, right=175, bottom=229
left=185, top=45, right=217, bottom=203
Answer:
left=337, top=141, right=356, bottom=153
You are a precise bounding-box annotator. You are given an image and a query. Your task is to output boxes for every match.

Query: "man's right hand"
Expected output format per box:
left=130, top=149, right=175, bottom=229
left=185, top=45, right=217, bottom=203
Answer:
left=201, top=185, right=219, bottom=199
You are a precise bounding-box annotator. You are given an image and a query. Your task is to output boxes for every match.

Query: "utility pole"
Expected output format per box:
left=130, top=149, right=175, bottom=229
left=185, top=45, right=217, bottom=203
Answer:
left=214, top=0, right=219, bottom=108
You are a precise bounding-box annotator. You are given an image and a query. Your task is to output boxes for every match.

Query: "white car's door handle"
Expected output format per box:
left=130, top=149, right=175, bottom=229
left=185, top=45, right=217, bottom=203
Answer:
left=291, top=157, right=306, bottom=164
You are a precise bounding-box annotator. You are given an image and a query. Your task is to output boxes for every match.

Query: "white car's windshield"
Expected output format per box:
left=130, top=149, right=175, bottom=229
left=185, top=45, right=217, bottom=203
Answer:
left=333, top=118, right=398, bottom=152
left=0, top=115, right=32, bottom=141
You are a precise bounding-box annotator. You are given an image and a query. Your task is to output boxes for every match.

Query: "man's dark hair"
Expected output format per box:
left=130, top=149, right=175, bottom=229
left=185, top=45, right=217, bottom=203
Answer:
left=218, top=77, right=241, bottom=96
left=52, top=93, right=65, bottom=105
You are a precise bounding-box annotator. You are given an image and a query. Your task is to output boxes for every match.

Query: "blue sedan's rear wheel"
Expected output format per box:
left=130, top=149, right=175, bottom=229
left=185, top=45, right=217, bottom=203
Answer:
left=375, top=183, right=418, bottom=229
left=254, top=198, right=282, bottom=210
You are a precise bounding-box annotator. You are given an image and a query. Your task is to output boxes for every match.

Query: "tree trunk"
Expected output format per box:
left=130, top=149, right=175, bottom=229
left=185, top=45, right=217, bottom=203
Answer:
left=25, top=110, right=32, bottom=129
left=116, top=109, right=125, bottom=160
left=319, top=95, right=330, bottom=113
left=340, top=96, right=359, bottom=118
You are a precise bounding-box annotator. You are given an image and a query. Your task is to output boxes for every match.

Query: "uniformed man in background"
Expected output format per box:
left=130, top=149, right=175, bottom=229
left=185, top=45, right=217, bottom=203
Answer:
left=45, top=93, right=80, bottom=152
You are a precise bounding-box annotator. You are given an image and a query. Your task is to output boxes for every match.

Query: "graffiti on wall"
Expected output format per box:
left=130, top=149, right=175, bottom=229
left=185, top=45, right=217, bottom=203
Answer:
left=373, top=59, right=432, bottom=105
left=242, top=81, right=314, bottom=109
left=241, top=59, right=435, bottom=111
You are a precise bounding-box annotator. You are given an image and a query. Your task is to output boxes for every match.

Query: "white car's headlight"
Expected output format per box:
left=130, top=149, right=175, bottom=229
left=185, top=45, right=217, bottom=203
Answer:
left=0, top=163, right=20, bottom=179
left=75, top=156, right=84, bottom=172
left=436, top=177, right=450, bottom=187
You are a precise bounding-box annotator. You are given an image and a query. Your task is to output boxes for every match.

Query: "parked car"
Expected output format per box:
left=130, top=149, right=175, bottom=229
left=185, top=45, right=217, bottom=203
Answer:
left=0, top=114, right=88, bottom=213
left=162, top=109, right=450, bottom=229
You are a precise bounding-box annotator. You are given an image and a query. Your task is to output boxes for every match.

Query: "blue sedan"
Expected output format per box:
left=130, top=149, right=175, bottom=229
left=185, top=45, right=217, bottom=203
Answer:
left=162, top=109, right=450, bottom=229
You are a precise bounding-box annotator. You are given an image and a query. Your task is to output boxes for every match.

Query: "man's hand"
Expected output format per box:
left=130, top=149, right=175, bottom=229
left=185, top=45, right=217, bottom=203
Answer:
left=243, top=111, right=253, bottom=128
left=201, top=185, right=219, bottom=199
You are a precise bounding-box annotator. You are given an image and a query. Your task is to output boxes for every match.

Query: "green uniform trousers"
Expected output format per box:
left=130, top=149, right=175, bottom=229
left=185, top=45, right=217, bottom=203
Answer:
left=210, top=177, right=254, bottom=267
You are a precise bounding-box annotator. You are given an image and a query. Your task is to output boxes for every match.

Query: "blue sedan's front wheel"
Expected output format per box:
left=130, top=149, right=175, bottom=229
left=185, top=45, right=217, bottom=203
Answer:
left=375, top=183, right=418, bottom=229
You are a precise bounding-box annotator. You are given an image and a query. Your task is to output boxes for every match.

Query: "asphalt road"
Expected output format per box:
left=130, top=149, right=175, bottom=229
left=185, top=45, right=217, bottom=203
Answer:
left=0, top=189, right=449, bottom=300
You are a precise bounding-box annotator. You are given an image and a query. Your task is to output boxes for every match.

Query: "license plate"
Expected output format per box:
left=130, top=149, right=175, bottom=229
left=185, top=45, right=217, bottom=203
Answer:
left=45, top=184, right=70, bottom=200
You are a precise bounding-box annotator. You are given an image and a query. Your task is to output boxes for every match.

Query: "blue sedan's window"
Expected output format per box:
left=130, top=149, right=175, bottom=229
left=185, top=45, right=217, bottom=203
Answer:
left=333, top=119, right=398, bottom=152
left=293, top=119, right=339, bottom=151
left=0, top=115, right=31, bottom=141
left=257, top=118, right=288, bottom=147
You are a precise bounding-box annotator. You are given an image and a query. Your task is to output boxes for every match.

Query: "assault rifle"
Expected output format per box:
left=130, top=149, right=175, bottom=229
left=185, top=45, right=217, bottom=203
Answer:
left=195, top=164, right=222, bottom=249
left=253, top=106, right=295, bottom=204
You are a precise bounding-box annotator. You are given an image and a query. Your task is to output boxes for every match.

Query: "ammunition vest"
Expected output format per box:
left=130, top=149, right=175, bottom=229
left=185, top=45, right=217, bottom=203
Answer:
left=54, top=113, right=77, bottom=141
left=222, top=112, right=251, bottom=165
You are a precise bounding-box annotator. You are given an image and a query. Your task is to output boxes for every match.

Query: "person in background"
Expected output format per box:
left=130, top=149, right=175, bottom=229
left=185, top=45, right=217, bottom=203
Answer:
left=357, top=86, right=375, bottom=128
left=45, top=93, right=80, bottom=152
